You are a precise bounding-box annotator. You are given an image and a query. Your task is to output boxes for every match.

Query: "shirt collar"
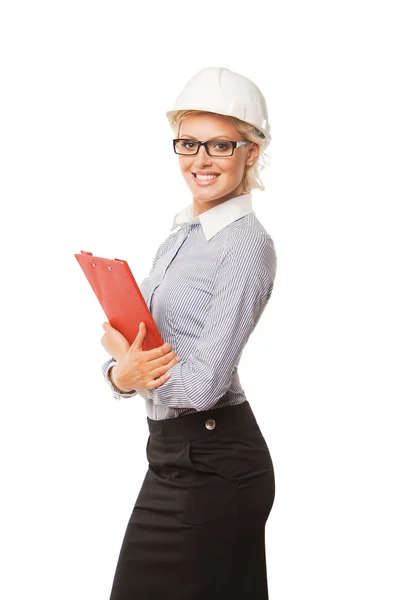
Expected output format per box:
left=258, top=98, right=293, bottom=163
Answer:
left=170, top=193, right=254, bottom=241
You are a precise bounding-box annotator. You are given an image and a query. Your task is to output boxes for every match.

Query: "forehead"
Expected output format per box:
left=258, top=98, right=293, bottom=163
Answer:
left=179, top=112, right=238, bottom=138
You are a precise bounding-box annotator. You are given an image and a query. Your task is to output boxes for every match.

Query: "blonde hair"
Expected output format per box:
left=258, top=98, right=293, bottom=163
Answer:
left=171, top=109, right=271, bottom=193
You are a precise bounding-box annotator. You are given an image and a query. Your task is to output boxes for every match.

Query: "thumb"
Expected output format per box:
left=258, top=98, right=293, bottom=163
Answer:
left=128, top=321, right=147, bottom=352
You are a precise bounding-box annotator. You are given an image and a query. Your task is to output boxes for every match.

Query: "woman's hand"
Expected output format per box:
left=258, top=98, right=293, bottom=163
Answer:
left=101, top=322, right=131, bottom=363
left=102, top=321, right=181, bottom=392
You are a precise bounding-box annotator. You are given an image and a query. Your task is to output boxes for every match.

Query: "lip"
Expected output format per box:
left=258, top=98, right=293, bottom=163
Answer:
left=193, top=171, right=220, bottom=176
left=191, top=173, right=220, bottom=187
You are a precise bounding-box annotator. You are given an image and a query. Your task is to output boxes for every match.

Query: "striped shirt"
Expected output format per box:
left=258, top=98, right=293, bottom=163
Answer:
left=101, top=192, right=277, bottom=420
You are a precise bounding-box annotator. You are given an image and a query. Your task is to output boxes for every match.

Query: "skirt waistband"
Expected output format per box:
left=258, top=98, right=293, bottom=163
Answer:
left=146, top=400, right=260, bottom=440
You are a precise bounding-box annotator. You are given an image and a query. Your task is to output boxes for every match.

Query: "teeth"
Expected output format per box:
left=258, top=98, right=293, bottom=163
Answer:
left=196, top=174, right=218, bottom=180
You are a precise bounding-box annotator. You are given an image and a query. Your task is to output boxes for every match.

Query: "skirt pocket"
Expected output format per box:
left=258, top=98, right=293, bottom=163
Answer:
left=188, top=428, right=274, bottom=484
left=174, top=437, right=237, bottom=526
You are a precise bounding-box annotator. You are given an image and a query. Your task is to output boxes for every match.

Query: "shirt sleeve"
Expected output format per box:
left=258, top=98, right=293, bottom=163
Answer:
left=149, top=228, right=277, bottom=411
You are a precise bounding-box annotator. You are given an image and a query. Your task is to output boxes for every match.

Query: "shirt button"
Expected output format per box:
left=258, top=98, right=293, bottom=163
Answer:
left=205, top=418, right=216, bottom=430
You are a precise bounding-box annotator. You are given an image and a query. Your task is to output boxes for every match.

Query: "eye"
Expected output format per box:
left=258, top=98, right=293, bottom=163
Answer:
left=181, top=140, right=196, bottom=149
left=209, top=141, right=233, bottom=154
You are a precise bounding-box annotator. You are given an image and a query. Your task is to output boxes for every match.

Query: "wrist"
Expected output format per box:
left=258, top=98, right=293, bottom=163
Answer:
left=110, top=363, right=135, bottom=393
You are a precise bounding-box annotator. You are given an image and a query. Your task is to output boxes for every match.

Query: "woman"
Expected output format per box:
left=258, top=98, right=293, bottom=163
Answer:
left=100, top=66, right=277, bottom=600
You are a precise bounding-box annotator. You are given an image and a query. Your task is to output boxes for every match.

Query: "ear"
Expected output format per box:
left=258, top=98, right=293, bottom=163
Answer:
left=247, top=143, right=259, bottom=164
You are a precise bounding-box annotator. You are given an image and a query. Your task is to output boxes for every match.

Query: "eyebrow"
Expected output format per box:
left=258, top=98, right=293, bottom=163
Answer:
left=179, top=134, right=234, bottom=141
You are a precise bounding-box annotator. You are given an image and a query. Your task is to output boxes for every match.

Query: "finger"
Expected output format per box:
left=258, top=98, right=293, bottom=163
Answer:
left=162, top=352, right=181, bottom=368
left=148, top=355, right=181, bottom=382
left=127, top=321, right=148, bottom=353
left=103, top=322, right=119, bottom=335
left=141, top=342, right=176, bottom=362
left=144, top=350, right=179, bottom=373
left=148, top=371, right=172, bottom=388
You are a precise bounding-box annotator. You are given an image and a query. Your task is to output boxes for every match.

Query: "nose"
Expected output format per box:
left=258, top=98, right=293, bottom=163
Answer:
left=194, top=144, right=212, bottom=167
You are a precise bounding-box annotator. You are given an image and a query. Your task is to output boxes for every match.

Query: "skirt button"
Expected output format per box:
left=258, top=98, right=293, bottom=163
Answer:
left=205, top=418, right=216, bottom=430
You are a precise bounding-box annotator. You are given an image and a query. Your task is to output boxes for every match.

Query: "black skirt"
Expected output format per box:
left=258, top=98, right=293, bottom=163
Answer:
left=108, top=400, right=275, bottom=600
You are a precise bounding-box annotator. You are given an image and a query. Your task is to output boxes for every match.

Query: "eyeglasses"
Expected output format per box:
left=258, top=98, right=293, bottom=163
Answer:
left=173, top=138, right=252, bottom=157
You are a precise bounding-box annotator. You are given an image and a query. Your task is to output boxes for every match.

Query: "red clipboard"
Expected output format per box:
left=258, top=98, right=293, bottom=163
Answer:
left=74, top=250, right=165, bottom=351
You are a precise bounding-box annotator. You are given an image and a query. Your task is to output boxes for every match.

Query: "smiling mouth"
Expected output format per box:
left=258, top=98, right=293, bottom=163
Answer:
left=192, top=173, right=220, bottom=179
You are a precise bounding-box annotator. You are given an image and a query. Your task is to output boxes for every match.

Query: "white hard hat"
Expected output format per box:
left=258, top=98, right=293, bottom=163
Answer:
left=166, top=67, right=271, bottom=141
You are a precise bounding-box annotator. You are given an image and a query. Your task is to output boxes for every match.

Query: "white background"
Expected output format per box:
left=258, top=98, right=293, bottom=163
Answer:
left=1, top=1, right=399, bottom=598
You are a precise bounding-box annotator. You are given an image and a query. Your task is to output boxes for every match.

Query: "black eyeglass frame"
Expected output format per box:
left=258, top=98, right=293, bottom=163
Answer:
left=173, top=138, right=252, bottom=157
